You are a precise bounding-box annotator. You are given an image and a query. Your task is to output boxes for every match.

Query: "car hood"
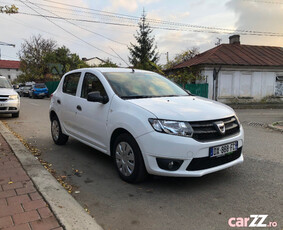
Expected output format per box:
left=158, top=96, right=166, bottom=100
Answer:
left=0, top=88, right=17, bottom=96
left=128, top=96, right=235, bottom=121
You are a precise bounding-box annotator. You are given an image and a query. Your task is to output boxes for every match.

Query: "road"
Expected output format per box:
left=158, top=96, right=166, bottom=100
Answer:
left=1, top=97, right=282, bottom=230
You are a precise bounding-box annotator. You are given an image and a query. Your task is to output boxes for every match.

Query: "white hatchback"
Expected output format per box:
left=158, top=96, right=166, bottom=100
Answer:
left=49, top=68, right=244, bottom=183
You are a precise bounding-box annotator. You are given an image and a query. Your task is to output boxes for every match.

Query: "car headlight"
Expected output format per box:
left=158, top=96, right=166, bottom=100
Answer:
left=8, top=95, right=19, bottom=100
left=148, top=119, right=194, bottom=137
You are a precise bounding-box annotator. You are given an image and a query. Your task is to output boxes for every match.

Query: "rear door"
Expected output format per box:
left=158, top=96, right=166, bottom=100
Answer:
left=59, top=72, right=82, bottom=136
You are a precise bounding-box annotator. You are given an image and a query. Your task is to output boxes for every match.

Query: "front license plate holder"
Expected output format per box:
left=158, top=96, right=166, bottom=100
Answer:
left=209, top=141, right=238, bottom=158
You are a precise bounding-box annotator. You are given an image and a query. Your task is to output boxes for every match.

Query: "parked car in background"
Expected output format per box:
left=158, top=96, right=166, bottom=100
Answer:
left=13, top=84, right=21, bottom=95
left=49, top=68, right=244, bottom=183
left=21, top=85, right=32, bottom=97
left=29, top=83, right=49, bottom=98
left=0, top=76, right=20, bottom=117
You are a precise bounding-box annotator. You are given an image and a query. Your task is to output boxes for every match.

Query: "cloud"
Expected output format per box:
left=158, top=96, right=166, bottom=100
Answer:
left=107, top=0, right=160, bottom=12
left=226, top=0, right=283, bottom=46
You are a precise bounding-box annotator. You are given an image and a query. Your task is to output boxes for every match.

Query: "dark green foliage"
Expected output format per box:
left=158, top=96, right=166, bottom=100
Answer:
left=128, top=11, right=159, bottom=70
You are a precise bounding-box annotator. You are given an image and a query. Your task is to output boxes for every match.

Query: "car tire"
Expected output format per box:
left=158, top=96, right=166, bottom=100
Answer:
left=12, top=112, right=19, bottom=118
left=32, top=94, right=36, bottom=99
left=51, top=116, right=69, bottom=145
left=113, top=133, right=147, bottom=183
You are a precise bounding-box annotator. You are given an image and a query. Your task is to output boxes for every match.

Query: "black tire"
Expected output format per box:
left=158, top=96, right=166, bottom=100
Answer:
left=12, top=112, right=19, bottom=118
left=32, top=94, right=36, bottom=99
left=113, top=133, right=147, bottom=183
left=51, top=116, right=69, bottom=145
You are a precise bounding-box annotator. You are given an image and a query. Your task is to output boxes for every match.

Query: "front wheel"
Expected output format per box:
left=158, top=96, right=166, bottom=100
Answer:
left=113, top=133, right=147, bottom=183
left=51, top=116, right=69, bottom=145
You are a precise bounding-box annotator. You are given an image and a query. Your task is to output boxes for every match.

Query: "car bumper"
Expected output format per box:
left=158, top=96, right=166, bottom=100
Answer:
left=0, top=100, right=20, bottom=114
left=136, top=126, right=244, bottom=177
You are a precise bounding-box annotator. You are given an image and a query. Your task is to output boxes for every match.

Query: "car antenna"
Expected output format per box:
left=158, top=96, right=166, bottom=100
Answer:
left=110, top=47, right=135, bottom=72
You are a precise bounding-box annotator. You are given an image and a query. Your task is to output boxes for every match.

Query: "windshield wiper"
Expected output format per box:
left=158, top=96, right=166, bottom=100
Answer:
left=121, top=95, right=158, bottom=99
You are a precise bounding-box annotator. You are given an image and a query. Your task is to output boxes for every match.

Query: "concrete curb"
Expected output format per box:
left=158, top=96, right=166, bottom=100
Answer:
left=268, top=121, right=283, bottom=133
left=0, top=122, right=103, bottom=230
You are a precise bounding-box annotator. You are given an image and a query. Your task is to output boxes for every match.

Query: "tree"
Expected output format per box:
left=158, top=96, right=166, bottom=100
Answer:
left=163, top=47, right=199, bottom=70
left=128, top=10, right=159, bottom=70
left=97, top=58, right=118, bottom=68
left=18, top=35, right=57, bottom=82
left=44, top=46, right=88, bottom=76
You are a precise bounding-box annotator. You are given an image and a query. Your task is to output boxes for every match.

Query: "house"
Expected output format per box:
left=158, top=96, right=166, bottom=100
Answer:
left=82, top=57, right=105, bottom=67
left=172, top=35, right=283, bottom=103
left=0, top=60, right=22, bottom=82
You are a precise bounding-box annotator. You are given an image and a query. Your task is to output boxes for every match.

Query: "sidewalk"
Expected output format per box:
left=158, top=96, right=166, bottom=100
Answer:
left=0, top=133, right=63, bottom=230
left=0, top=121, right=103, bottom=230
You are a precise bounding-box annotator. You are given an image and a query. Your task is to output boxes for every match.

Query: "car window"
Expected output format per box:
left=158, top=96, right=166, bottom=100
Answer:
left=0, top=77, right=12, bottom=89
left=35, top=83, right=46, bottom=88
left=81, top=73, right=107, bottom=99
left=63, top=72, right=81, bottom=96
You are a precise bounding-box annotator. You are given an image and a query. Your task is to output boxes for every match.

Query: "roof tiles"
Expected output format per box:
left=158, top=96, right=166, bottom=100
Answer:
left=0, top=60, right=21, bottom=69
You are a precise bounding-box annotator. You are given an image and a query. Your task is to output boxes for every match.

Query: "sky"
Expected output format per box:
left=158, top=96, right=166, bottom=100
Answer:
left=0, top=0, right=282, bottom=66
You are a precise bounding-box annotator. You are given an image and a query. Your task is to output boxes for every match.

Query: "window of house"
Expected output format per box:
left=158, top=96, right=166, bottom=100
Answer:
left=276, top=76, right=283, bottom=82
left=81, top=73, right=107, bottom=99
left=62, top=72, right=81, bottom=96
left=275, top=76, right=283, bottom=96
left=8, top=75, right=11, bottom=79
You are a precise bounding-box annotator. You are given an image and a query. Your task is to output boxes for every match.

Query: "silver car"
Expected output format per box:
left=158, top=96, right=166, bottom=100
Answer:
left=0, top=76, right=20, bottom=117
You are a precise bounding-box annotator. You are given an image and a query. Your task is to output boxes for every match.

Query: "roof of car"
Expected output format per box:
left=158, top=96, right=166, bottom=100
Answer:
left=78, top=67, right=150, bottom=73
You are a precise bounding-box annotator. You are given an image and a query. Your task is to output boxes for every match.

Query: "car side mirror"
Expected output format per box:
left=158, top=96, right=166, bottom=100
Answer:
left=87, top=91, right=109, bottom=104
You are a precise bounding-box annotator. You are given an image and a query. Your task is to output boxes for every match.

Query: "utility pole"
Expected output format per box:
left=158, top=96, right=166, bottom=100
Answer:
left=0, top=41, right=15, bottom=60
left=166, top=52, right=169, bottom=64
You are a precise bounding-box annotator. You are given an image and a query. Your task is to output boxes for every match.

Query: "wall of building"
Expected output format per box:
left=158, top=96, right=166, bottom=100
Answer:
left=0, top=68, right=22, bottom=82
left=202, top=66, right=283, bottom=103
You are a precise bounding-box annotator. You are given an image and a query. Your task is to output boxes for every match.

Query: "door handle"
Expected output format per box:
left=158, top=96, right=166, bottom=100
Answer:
left=76, top=105, right=82, bottom=111
left=57, top=99, right=61, bottom=104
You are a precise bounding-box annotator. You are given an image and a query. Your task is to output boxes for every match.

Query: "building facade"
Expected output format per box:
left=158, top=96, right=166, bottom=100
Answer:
left=0, top=60, right=22, bottom=82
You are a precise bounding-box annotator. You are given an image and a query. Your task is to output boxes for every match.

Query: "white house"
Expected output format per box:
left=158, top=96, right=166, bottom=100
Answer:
left=82, top=57, right=105, bottom=67
left=172, top=35, right=283, bottom=103
left=0, top=60, right=22, bottom=82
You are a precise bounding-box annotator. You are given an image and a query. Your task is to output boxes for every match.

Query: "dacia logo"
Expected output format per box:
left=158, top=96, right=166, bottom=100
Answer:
left=214, top=121, right=225, bottom=135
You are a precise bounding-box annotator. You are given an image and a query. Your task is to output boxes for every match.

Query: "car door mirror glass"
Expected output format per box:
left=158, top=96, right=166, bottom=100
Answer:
left=87, top=91, right=109, bottom=104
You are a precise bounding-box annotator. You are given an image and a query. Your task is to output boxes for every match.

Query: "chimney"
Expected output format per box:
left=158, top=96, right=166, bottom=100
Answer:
left=229, top=35, right=240, bottom=45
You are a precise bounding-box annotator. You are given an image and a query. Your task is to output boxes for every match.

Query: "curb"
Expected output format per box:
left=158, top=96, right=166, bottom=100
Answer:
left=227, top=103, right=283, bottom=109
left=0, top=121, right=103, bottom=230
left=268, top=121, right=283, bottom=133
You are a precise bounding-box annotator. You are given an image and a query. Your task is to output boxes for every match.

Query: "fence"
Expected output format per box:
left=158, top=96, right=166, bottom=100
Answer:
left=45, top=81, right=60, bottom=95
left=184, top=83, right=208, bottom=98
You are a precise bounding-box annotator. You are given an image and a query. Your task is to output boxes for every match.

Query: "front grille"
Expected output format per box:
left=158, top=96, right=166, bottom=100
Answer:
left=0, top=107, right=7, bottom=110
left=0, top=95, right=9, bottom=102
left=186, top=147, right=242, bottom=171
left=190, top=116, right=240, bottom=142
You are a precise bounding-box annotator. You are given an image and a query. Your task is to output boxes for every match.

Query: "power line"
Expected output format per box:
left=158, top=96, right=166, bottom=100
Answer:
left=243, top=0, right=283, bottom=4
left=17, top=0, right=119, bottom=59
left=16, top=12, right=283, bottom=37
left=27, top=1, right=128, bottom=46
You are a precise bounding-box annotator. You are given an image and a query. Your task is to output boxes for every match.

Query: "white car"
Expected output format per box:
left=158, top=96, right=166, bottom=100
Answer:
left=0, top=76, right=20, bottom=118
left=49, top=68, right=244, bottom=183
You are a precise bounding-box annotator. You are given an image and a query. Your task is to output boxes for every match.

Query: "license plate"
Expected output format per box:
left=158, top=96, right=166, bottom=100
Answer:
left=209, top=142, right=238, bottom=158
left=0, top=104, right=3, bottom=106
left=39, top=93, right=44, bottom=96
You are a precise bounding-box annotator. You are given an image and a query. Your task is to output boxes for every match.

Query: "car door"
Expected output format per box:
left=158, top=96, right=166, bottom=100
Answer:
left=74, top=72, right=110, bottom=152
left=58, top=72, right=82, bottom=136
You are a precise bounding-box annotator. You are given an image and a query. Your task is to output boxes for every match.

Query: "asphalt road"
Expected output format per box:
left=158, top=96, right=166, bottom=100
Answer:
left=1, top=97, right=282, bottom=230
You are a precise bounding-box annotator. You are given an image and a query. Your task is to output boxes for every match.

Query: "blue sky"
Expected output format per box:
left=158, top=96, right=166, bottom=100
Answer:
left=0, top=0, right=282, bottom=66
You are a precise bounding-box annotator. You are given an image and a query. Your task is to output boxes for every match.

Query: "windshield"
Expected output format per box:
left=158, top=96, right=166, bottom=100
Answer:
left=103, top=72, right=188, bottom=99
left=0, top=77, right=12, bottom=89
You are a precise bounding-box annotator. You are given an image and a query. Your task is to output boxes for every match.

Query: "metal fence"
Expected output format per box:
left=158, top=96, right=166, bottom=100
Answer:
left=45, top=81, right=59, bottom=95
left=185, top=83, right=208, bottom=98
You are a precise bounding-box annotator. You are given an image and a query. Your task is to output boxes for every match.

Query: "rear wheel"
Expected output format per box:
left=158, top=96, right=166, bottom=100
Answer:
left=51, top=116, right=69, bottom=145
left=113, top=133, right=147, bottom=183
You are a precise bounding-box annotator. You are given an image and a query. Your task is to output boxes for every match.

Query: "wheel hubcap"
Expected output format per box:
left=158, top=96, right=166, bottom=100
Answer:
left=115, top=142, right=135, bottom=177
left=51, top=120, right=59, bottom=141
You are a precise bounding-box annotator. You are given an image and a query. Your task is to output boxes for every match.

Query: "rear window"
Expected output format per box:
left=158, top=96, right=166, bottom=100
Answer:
left=35, top=83, right=46, bottom=88
left=63, top=72, right=81, bottom=96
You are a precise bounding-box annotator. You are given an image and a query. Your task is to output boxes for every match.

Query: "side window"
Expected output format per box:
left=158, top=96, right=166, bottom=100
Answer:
left=62, top=72, right=81, bottom=96
left=81, top=73, right=107, bottom=99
